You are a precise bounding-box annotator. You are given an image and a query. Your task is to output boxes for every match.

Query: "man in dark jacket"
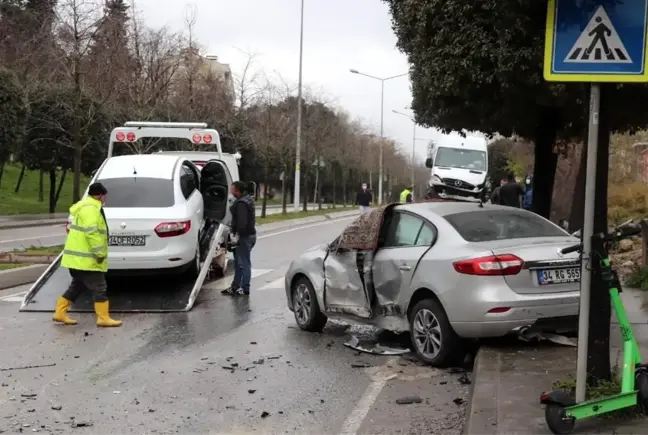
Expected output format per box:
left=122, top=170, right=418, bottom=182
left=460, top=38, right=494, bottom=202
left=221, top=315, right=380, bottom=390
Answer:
left=498, top=172, right=524, bottom=208
left=222, top=181, right=257, bottom=296
left=355, top=183, right=372, bottom=213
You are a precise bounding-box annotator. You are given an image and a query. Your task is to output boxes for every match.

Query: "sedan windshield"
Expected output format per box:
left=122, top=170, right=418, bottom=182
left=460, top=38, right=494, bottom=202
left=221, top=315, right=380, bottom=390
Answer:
left=435, top=147, right=486, bottom=171
left=99, top=177, right=175, bottom=208
left=444, top=209, right=567, bottom=242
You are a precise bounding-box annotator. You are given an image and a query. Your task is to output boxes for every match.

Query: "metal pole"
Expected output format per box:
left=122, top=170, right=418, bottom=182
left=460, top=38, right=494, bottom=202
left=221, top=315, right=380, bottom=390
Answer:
left=378, top=80, right=384, bottom=205
left=575, top=83, right=601, bottom=403
left=411, top=123, right=416, bottom=193
left=292, top=0, right=304, bottom=212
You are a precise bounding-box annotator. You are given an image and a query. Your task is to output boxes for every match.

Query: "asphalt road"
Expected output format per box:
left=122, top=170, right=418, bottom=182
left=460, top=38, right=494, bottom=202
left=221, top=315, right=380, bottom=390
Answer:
left=0, top=204, right=330, bottom=252
left=0, top=217, right=469, bottom=434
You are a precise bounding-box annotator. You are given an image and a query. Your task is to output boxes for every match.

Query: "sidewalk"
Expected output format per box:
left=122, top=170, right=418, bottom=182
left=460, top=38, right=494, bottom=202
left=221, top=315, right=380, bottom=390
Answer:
left=466, top=289, right=648, bottom=435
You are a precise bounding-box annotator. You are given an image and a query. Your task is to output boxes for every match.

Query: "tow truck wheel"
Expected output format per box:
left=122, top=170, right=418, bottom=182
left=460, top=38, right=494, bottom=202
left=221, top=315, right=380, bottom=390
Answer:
left=292, top=277, right=327, bottom=332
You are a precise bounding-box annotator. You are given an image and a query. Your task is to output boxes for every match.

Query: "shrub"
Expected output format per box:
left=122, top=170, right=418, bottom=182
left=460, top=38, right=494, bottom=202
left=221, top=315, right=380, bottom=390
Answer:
left=608, top=182, right=648, bottom=224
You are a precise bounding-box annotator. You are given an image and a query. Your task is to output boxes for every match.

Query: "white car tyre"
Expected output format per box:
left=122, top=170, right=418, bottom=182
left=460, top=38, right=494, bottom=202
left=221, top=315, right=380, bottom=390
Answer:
left=292, top=277, right=327, bottom=332
left=408, top=298, right=463, bottom=366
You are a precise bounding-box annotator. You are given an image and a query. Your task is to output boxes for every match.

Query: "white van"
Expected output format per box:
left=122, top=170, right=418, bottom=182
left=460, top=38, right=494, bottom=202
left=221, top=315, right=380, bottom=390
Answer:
left=425, top=141, right=488, bottom=201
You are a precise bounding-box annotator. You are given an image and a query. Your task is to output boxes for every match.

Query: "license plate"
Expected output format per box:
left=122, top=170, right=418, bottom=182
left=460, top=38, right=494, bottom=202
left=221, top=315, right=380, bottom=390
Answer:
left=537, top=267, right=580, bottom=285
left=109, top=236, right=146, bottom=246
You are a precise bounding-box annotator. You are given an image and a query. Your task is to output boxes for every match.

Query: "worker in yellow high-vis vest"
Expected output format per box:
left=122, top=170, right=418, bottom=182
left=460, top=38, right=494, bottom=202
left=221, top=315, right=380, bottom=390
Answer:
left=53, top=182, right=122, bottom=327
left=400, top=186, right=413, bottom=203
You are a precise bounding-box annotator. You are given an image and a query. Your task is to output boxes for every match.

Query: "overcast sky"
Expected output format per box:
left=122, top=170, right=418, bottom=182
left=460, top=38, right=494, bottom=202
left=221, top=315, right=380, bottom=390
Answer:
left=133, top=0, right=487, bottom=161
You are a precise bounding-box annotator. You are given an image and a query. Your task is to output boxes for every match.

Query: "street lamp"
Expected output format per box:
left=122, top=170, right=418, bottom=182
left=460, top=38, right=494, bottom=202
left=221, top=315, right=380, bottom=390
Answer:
left=293, top=0, right=305, bottom=212
left=350, top=68, right=408, bottom=205
left=392, top=109, right=416, bottom=193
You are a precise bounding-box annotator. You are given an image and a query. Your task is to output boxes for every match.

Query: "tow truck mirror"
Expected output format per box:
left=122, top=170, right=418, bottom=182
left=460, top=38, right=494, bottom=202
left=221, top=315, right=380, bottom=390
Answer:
left=425, top=158, right=433, bottom=168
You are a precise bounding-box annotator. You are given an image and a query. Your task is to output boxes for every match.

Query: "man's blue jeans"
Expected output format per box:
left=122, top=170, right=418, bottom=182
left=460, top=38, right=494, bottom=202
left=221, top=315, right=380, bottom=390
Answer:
left=233, top=234, right=256, bottom=292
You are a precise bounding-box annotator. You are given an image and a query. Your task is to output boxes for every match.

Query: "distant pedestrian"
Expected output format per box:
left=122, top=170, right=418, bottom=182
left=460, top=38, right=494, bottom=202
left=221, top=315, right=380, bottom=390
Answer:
left=54, top=182, right=121, bottom=327
left=355, top=183, right=372, bottom=213
left=522, top=176, right=533, bottom=211
left=498, top=172, right=524, bottom=208
left=400, top=186, right=413, bottom=203
left=223, top=181, right=257, bottom=296
left=490, top=178, right=507, bottom=204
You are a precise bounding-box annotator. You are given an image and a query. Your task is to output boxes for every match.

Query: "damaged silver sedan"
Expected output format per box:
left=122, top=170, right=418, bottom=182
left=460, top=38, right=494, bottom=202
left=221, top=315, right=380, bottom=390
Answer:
left=284, top=201, right=581, bottom=366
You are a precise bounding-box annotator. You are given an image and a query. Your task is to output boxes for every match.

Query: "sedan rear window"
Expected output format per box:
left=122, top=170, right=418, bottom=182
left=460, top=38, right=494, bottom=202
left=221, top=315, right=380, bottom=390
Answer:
left=98, top=177, right=175, bottom=208
left=444, top=209, right=567, bottom=242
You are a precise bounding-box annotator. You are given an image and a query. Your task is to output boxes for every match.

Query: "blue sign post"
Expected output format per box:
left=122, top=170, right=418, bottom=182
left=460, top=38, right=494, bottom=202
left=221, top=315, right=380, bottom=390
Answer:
left=544, top=0, right=648, bottom=409
left=545, top=0, right=648, bottom=82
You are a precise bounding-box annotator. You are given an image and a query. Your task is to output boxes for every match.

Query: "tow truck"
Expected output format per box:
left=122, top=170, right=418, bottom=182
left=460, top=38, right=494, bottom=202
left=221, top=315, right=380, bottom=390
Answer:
left=20, top=122, right=238, bottom=313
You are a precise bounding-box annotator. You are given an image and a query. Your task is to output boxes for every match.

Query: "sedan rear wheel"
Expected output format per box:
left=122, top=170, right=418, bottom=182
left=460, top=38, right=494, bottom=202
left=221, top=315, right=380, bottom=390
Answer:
left=409, top=298, right=462, bottom=366
left=292, top=277, right=327, bottom=332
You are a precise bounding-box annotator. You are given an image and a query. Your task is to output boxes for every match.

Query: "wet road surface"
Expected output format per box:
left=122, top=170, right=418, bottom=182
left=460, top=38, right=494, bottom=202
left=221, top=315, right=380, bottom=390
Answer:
left=0, top=217, right=469, bottom=434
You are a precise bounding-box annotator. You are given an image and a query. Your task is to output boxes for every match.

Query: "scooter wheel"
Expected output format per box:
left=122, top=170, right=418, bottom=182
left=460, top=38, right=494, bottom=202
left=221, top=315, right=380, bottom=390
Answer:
left=635, top=370, right=648, bottom=412
left=545, top=403, right=575, bottom=434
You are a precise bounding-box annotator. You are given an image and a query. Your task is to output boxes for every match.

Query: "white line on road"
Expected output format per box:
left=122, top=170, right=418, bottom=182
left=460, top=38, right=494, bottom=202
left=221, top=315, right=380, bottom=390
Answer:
left=0, top=227, right=65, bottom=244
left=258, top=277, right=284, bottom=291
left=250, top=269, right=273, bottom=279
left=256, top=216, right=356, bottom=240
left=0, top=290, right=27, bottom=302
left=338, top=358, right=399, bottom=435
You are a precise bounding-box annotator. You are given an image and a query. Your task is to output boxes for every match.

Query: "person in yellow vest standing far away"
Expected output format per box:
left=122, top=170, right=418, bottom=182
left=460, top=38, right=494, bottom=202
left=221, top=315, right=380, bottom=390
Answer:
left=400, top=186, right=413, bottom=203
left=53, top=182, right=122, bottom=327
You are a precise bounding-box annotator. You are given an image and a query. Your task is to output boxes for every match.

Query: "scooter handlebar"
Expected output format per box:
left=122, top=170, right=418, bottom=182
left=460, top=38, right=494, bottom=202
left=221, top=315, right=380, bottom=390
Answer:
left=560, top=244, right=582, bottom=255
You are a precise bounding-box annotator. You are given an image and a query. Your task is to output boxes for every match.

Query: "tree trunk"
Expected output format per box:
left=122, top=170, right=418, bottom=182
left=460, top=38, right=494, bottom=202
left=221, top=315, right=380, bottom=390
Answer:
left=72, top=139, right=83, bottom=202
left=38, top=170, right=44, bottom=202
left=569, top=143, right=587, bottom=233
left=48, top=169, right=57, bottom=213
left=14, top=164, right=26, bottom=193
left=587, top=85, right=612, bottom=382
left=54, top=169, right=67, bottom=208
left=341, top=168, right=347, bottom=206
left=0, top=162, right=4, bottom=188
left=261, top=160, right=269, bottom=218
left=531, top=110, right=559, bottom=219
left=332, top=165, right=337, bottom=208
left=313, top=162, right=319, bottom=206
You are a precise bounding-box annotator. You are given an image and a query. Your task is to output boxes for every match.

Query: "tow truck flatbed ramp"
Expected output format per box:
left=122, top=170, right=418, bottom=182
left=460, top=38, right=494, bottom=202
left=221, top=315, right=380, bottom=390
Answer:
left=20, top=224, right=227, bottom=313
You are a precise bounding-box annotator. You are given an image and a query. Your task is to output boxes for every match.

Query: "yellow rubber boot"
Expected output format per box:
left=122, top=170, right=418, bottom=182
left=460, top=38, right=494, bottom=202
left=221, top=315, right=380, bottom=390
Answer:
left=94, top=301, right=122, bottom=327
left=53, top=297, right=77, bottom=325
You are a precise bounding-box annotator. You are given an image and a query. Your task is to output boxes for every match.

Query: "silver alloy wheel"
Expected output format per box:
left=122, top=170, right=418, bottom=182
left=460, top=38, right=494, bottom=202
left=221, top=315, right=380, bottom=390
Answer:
left=412, top=308, right=442, bottom=359
left=294, top=283, right=311, bottom=325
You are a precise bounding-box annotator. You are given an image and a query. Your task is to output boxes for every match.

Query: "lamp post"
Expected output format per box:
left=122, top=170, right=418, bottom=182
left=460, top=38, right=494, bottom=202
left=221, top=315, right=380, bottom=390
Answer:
left=350, top=69, right=408, bottom=205
left=293, top=0, right=305, bottom=211
left=392, top=109, right=416, bottom=193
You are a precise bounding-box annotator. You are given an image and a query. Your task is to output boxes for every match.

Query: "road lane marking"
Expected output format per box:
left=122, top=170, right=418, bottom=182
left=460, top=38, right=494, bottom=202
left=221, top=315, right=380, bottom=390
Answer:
left=0, top=291, right=27, bottom=302
left=339, top=357, right=399, bottom=435
left=251, top=269, right=272, bottom=279
left=258, top=277, right=284, bottom=291
left=257, top=215, right=356, bottom=240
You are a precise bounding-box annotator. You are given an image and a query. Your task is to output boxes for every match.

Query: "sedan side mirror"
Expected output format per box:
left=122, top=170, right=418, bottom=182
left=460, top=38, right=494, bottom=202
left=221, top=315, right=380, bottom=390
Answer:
left=425, top=158, right=433, bottom=168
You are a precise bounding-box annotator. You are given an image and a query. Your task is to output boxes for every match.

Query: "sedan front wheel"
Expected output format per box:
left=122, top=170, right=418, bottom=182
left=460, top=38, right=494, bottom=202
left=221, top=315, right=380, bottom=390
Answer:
left=292, top=277, right=327, bottom=332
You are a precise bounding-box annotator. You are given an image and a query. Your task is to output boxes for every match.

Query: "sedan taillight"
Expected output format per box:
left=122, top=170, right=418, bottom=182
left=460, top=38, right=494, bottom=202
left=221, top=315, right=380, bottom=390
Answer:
left=453, top=254, right=523, bottom=276
left=154, top=221, right=191, bottom=238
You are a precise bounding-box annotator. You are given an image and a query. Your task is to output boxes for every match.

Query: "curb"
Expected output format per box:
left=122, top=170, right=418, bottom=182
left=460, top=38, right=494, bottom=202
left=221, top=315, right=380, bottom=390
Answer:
left=0, top=219, right=67, bottom=230
left=463, top=347, right=499, bottom=435
left=0, top=264, right=48, bottom=290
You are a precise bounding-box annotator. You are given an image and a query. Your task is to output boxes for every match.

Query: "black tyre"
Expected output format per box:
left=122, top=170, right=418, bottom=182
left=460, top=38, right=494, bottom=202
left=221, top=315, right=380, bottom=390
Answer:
left=636, top=369, right=648, bottom=412
left=408, top=298, right=462, bottom=366
left=292, top=277, right=327, bottom=332
left=544, top=403, right=575, bottom=434
left=186, top=241, right=201, bottom=279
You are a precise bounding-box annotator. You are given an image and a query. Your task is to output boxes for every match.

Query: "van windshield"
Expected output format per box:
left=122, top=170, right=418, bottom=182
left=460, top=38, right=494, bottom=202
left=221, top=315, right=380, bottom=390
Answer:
left=435, top=147, right=487, bottom=171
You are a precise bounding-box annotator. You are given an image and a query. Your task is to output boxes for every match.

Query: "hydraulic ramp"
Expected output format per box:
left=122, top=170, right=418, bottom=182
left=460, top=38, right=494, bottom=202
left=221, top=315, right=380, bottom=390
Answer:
left=20, top=223, right=228, bottom=313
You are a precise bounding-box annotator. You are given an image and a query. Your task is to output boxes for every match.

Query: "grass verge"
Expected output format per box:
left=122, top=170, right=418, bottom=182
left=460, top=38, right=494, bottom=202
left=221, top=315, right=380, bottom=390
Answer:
left=0, top=263, right=29, bottom=271
left=552, top=373, right=643, bottom=420
left=256, top=206, right=353, bottom=225
left=0, top=164, right=90, bottom=215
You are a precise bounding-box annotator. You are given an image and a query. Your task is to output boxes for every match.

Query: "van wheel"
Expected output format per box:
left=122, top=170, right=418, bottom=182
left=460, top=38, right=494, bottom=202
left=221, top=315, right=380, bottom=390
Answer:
left=292, top=277, right=327, bottom=332
left=409, top=298, right=462, bottom=366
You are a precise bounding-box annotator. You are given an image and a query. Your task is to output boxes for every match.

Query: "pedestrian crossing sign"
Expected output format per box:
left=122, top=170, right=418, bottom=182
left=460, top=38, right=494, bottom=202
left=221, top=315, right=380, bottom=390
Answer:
left=544, top=0, right=648, bottom=82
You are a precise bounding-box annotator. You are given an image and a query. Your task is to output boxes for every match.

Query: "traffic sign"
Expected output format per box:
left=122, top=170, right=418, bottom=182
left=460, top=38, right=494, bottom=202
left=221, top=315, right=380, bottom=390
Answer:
left=544, top=0, right=648, bottom=82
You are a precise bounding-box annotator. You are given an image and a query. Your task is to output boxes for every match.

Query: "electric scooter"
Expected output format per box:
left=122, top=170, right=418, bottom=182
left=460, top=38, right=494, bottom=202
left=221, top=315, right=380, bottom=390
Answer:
left=540, top=220, right=648, bottom=434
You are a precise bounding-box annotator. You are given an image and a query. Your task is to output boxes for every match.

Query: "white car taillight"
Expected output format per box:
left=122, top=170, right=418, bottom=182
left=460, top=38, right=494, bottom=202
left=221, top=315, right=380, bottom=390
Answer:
left=453, top=254, right=523, bottom=276
left=154, top=221, right=191, bottom=238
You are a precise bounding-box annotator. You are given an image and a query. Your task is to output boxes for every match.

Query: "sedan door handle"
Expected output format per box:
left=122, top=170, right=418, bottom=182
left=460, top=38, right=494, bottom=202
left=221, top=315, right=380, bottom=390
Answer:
left=399, top=265, right=411, bottom=271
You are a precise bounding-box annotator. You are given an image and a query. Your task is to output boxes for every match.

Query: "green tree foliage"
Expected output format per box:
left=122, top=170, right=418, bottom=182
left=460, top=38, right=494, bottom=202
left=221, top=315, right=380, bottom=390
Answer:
left=487, top=139, right=514, bottom=185
left=0, top=67, right=28, bottom=186
left=383, top=0, right=648, bottom=381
